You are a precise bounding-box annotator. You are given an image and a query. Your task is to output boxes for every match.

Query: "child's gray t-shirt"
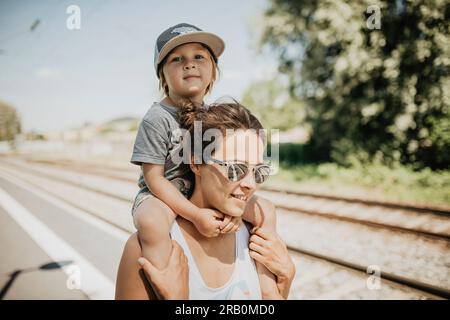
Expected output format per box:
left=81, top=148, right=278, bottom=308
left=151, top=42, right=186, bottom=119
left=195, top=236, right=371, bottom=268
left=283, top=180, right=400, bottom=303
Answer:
left=130, top=102, right=194, bottom=200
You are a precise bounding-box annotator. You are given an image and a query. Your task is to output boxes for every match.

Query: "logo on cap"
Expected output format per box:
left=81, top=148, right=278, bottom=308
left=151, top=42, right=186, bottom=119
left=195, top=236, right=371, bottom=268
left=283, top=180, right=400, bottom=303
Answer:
left=171, top=26, right=198, bottom=35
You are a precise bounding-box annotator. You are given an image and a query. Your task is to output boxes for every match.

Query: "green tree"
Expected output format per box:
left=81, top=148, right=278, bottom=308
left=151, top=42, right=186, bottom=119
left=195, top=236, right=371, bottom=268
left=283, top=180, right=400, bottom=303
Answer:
left=242, top=79, right=305, bottom=131
left=260, top=0, right=449, bottom=169
left=0, top=100, right=21, bottom=141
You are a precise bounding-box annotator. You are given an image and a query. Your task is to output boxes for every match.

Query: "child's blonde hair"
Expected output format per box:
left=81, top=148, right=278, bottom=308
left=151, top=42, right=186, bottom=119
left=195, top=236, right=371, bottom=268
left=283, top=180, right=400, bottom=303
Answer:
left=157, top=44, right=220, bottom=96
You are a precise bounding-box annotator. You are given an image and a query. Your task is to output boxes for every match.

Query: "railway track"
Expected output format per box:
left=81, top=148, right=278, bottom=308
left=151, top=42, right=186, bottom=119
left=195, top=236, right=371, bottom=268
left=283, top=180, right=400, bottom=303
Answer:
left=25, top=157, right=450, bottom=214
left=7, top=157, right=450, bottom=241
left=286, top=245, right=447, bottom=299
left=0, top=156, right=449, bottom=299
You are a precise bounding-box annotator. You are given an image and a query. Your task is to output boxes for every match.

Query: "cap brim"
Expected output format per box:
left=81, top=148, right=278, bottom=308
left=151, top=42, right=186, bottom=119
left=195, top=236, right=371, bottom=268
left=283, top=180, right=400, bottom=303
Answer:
left=157, top=31, right=225, bottom=67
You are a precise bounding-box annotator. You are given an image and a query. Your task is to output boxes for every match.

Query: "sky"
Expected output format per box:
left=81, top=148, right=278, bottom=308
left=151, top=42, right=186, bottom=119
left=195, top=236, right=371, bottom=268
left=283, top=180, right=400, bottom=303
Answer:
left=0, top=0, right=278, bottom=132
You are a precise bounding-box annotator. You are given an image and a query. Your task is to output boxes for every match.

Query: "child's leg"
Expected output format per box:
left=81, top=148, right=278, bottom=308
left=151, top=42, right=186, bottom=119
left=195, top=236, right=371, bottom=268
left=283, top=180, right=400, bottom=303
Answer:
left=133, top=196, right=177, bottom=270
left=243, top=196, right=281, bottom=299
left=242, top=195, right=277, bottom=232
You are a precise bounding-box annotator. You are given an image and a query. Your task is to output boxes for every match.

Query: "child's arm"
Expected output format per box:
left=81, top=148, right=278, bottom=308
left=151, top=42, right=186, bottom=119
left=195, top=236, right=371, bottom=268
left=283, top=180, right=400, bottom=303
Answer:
left=143, top=163, right=223, bottom=237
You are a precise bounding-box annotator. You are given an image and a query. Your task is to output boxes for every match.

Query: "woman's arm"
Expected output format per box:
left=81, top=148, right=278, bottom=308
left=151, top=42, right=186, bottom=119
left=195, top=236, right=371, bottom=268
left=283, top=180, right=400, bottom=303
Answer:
left=115, top=233, right=189, bottom=300
left=115, top=233, right=156, bottom=299
left=249, top=228, right=296, bottom=299
left=254, top=260, right=285, bottom=299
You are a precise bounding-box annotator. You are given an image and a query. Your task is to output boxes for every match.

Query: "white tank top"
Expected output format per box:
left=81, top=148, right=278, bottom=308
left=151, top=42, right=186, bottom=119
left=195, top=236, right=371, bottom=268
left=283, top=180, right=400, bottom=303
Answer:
left=170, top=220, right=262, bottom=300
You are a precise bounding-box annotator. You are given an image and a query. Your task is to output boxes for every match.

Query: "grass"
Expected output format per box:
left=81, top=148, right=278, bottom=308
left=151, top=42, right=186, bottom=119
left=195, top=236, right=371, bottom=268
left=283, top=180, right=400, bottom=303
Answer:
left=265, top=161, right=450, bottom=208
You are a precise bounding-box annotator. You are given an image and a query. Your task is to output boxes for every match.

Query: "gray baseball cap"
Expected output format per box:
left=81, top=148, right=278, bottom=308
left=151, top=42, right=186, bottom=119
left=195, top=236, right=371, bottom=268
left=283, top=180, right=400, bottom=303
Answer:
left=154, top=23, right=225, bottom=77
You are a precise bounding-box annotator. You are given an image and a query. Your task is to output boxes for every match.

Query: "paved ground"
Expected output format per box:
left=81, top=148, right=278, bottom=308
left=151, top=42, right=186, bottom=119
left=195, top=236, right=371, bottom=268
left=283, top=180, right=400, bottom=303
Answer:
left=0, top=174, right=128, bottom=300
left=0, top=157, right=447, bottom=300
left=0, top=205, right=87, bottom=299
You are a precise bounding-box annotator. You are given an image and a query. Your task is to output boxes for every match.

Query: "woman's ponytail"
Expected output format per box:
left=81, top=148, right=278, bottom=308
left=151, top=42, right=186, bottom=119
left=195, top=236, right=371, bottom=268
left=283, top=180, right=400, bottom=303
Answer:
left=177, top=100, right=206, bottom=130
left=176, top=98, right=264, bottom=164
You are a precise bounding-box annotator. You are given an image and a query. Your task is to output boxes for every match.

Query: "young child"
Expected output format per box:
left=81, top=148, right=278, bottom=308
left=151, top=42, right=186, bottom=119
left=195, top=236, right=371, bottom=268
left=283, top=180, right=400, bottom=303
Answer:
left=130, top=23, right=280, bottom=299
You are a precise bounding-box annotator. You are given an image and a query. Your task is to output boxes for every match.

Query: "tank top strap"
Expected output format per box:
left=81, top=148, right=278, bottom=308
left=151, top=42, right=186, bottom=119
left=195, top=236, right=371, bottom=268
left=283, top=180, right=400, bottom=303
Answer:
left=170, top=219, right=261, bottom=299
left=170, top=220, right=198, bottom=268
left=235, top=221, right=251, bottom=256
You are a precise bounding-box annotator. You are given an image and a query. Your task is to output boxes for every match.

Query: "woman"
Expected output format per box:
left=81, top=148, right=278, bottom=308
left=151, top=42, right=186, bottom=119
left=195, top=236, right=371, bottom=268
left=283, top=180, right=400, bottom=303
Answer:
left=115, top=101, right=296, bottom=299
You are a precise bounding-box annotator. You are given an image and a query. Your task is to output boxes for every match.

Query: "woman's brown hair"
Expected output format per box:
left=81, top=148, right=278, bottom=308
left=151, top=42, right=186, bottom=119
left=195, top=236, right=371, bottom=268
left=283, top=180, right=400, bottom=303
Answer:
left=177, top=99, right=264, bottom=163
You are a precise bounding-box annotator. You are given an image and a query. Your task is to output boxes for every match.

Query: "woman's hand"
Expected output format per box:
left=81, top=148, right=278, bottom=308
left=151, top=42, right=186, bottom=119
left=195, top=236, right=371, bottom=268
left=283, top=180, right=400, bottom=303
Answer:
left=249, top=228, right=296, bottom=299
left=138, top=240, right=189, bottom=300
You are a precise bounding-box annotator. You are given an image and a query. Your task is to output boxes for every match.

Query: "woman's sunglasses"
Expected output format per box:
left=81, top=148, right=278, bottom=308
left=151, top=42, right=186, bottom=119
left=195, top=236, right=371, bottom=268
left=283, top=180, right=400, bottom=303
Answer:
left=207, top=158, right=271, bottom=184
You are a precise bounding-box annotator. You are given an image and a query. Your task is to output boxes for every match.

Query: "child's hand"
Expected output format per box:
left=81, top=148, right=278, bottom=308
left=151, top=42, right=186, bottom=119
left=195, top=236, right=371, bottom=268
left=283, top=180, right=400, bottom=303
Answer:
left=220, top=215, right=242, bottom=234
left=192, top=208, right=224, bottom=237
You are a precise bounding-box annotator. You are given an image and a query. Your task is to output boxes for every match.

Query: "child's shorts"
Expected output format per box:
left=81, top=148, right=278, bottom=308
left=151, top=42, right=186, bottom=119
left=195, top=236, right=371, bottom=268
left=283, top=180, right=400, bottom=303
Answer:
left=131, top=178, right=193, bottom=217
left=131, top=186, right=155, bottom=217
